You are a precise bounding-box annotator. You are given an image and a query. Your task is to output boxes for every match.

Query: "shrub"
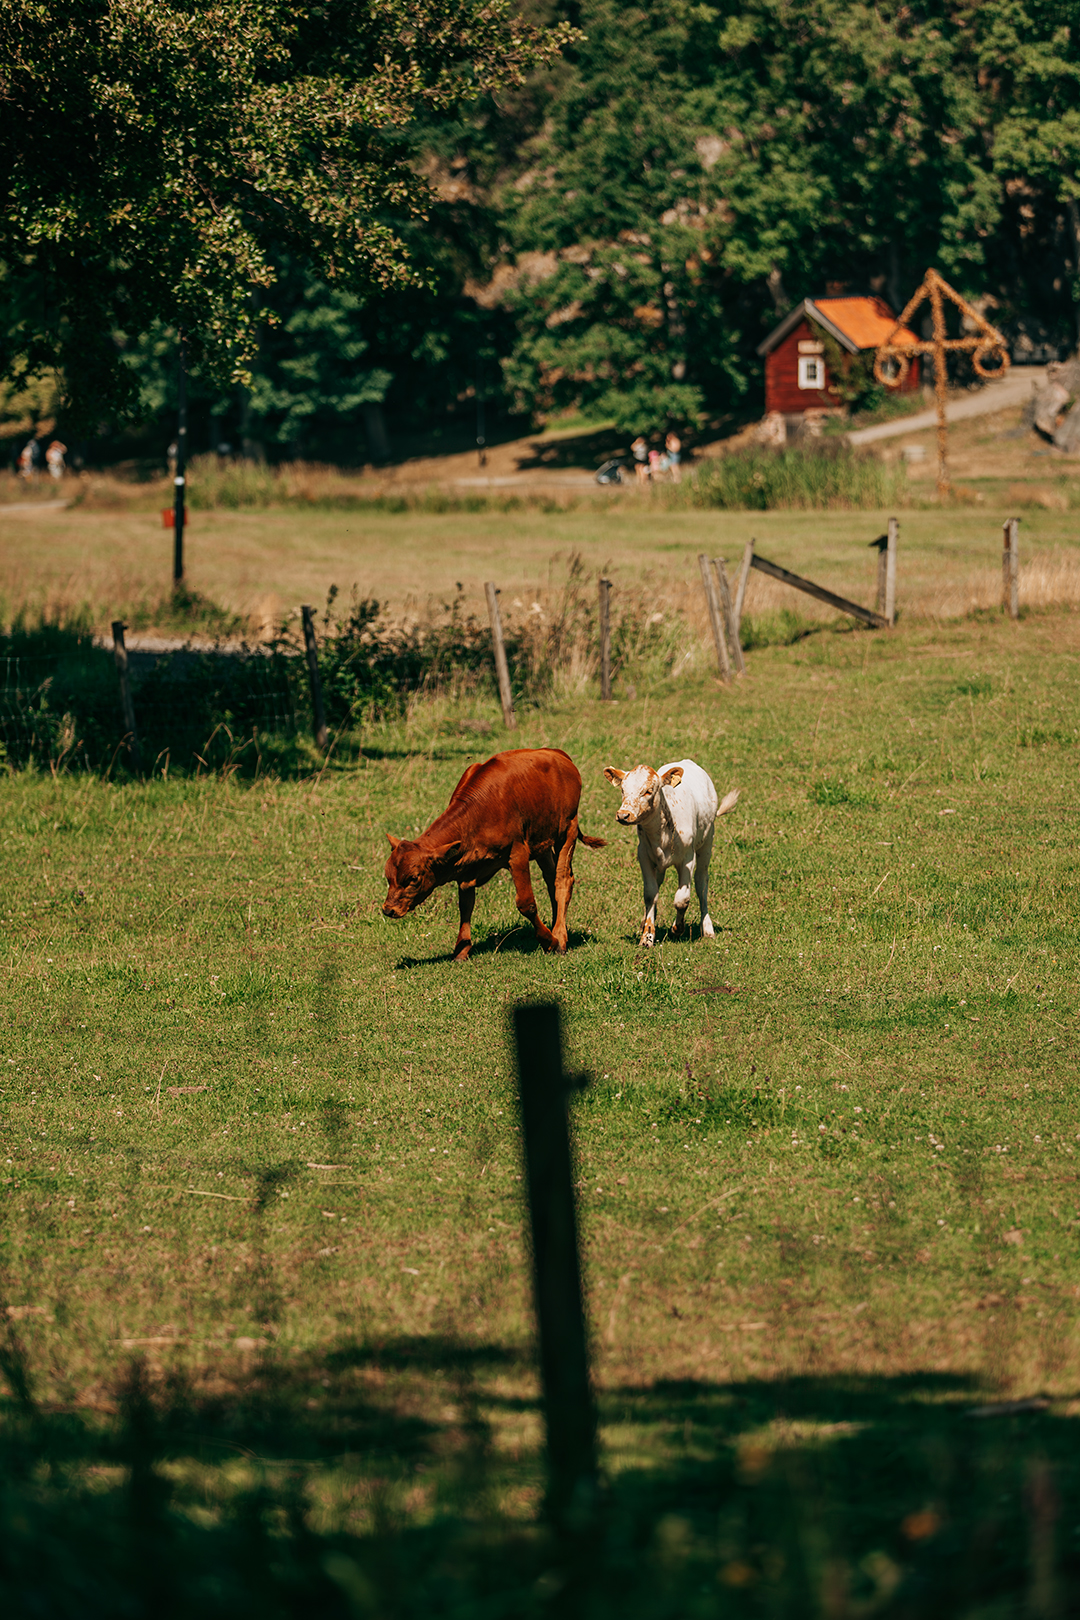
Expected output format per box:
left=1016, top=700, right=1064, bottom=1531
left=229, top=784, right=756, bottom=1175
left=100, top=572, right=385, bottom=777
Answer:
left=690, top=444, right=907, bottom=511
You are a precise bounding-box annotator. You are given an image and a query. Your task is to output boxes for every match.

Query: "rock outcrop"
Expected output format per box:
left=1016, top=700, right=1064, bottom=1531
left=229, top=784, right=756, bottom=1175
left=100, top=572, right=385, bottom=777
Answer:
left=1031, top=356, right=1080, bottom=451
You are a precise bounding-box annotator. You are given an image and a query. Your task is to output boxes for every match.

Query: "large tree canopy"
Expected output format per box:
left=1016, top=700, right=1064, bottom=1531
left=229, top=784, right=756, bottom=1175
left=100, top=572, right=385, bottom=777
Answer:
left=0, top=0, right=572, bottom=416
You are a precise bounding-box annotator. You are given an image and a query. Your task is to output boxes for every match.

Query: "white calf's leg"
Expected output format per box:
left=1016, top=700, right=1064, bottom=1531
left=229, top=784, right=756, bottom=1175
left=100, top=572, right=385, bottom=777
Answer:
left=671, top=859, right=694, bottom=936
left=638, top=849, right=662, bottom=947
left=695, top=828, right=715, bottom=938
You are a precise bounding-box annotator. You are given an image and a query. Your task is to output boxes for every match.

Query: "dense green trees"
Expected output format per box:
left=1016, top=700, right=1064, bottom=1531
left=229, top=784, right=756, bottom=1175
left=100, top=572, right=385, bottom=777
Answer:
left=2, top=0, right=1079, bottom=455
left=495, top=0, right=1080, bottom=434
left=0, top=0, right=570, bottom=419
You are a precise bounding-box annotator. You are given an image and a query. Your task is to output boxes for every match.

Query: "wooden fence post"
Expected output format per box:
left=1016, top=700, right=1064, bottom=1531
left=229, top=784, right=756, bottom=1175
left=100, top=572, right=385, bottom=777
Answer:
left=698, top=553, right=731, bottom=683
left=484, top=581, right=517, bottom=729
left=712, top=558, right=746, bottom=676
left=885, top=515, right=898, bottom=627
left=1003, top=517, right=1020, bottom=620
left=733, top=539, right=755, bottom=640
left=110, top=621, right=142, bottom=773
left=598, top=577, right=612, bottom=701
left=513, top=1001, right=598, bottom=1532
left=872, top=534, right=888, bottom=616
left=300, top=605, right=329, bottom=751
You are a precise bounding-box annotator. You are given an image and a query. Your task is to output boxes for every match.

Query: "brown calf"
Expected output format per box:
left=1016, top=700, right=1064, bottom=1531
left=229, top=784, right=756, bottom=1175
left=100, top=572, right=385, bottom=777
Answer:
left=382, top=748, right=604, bottom=960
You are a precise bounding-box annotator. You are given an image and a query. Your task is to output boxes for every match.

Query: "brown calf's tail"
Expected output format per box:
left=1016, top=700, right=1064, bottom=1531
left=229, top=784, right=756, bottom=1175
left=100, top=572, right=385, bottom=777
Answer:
left=578, top=831, right=607, bottom=849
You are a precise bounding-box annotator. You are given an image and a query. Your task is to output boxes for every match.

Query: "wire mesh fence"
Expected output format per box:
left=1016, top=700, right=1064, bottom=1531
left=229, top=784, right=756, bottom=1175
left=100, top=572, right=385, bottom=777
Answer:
left=0, top=633, right=303, bottom=775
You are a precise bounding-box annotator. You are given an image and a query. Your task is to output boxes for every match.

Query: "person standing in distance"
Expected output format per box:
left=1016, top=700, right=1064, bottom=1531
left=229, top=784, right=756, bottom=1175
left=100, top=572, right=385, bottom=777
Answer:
left=631, top=435, right=650, bottom=484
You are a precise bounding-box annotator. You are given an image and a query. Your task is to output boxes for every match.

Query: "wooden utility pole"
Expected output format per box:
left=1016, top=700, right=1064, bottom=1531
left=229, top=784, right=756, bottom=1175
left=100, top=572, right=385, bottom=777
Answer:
left=598, top=578, right=612, bottom=701
left=1003, top=517, right=1020, bottom=620
left=484, top=582, right=516, bottom=728
left=698, top=553, right=731, bottom=682
left=300, top=606, right=329, bottom=751
left=173, top=332, right=187, bottom=586
left=513, top=1001, right=598, bottom=1532
left=111, top=621, right=142, bottom=773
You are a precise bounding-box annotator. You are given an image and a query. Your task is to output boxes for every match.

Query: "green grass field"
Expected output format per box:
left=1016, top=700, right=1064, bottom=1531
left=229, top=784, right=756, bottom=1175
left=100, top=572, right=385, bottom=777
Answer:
left=2, top=602, right=1079, bottom=1615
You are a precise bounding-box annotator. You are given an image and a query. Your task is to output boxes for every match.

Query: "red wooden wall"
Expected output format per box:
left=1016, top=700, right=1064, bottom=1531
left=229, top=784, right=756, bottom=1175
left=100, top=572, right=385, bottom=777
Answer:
left=764, top=318, right=920, bottom=415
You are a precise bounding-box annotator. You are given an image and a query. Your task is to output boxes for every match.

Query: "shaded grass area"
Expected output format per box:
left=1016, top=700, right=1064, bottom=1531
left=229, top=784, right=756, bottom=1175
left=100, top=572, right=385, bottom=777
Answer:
left=1, top=610, right=1079, bottom=1611
left=1, top=1353, right=1075, bottom=1617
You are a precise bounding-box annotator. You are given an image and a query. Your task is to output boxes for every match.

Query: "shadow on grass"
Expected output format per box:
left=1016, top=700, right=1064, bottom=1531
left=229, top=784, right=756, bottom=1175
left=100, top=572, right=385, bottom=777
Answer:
left=2, top=1326, right=1077, bottom=1618
left=394, top=927, right=594, bottom=969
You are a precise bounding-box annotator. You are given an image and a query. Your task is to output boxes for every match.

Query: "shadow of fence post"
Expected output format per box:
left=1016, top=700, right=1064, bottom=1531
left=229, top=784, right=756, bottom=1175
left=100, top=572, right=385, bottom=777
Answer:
left=513, top=1000, right=599, bottom=1534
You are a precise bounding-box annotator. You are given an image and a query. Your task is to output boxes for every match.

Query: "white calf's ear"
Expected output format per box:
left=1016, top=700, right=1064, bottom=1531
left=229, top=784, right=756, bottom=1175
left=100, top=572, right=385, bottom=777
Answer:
left=660, top=766, right=684, bottom=788
left=604, top=766, right=626, bottom=786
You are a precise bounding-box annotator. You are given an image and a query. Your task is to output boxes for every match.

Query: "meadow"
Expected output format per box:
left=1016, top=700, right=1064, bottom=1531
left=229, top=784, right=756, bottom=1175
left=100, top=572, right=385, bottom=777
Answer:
left=2, top=585, right=1079, bottom=1615
left=2, top=490, right=1080, bottom=639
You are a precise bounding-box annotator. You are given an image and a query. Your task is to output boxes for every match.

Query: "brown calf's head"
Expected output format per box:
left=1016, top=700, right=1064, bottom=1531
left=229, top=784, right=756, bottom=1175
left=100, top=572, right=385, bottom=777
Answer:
left=382, top=834, right=460, bottom=918
left=603, top=763, right=684, bottom=825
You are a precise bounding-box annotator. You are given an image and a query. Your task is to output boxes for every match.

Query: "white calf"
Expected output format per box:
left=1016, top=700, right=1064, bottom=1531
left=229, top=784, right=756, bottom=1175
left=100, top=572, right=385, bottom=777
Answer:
left=604, top=758, right=738, bottom=946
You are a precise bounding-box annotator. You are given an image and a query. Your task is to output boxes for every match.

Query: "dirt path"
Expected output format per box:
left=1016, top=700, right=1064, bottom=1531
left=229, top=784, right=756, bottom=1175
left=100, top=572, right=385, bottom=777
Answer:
left=848, top=368, right=1046, bottom=446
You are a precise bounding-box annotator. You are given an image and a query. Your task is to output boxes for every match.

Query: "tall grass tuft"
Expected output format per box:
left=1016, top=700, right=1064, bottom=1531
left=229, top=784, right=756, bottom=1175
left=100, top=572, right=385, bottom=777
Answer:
left=688, top=443, right=908, bottom=511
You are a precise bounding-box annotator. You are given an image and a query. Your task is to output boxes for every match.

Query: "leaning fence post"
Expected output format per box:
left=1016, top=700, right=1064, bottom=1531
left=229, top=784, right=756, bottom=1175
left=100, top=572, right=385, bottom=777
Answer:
left=733, top=539, right=755, bottom=640
left=1003, top=517, right=1020, bottom=620
left=484, top=581, right=517, bottom=729
left=712, top=558, right=746, bottom=676
left=300, top=605, right=329, bottom=751
left=698, top=553, right=731, bottom=683
left=598, top=577, right=612, bottom=701
left=513, top=1001, right=598, bottom=1532
left=111, top=621, right=142, bottom=773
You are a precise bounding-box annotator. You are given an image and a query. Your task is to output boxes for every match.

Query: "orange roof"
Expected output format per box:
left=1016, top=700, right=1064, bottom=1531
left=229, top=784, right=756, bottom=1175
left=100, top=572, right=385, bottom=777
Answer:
left=813, top=296, right=919, bottom=351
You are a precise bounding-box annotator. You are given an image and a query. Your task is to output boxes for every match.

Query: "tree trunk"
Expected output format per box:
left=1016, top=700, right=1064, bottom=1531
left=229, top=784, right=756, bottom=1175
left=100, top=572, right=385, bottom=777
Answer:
left=1068, top=200, right=1080, bottom=350
left=362, top=403, right=391, bottom=463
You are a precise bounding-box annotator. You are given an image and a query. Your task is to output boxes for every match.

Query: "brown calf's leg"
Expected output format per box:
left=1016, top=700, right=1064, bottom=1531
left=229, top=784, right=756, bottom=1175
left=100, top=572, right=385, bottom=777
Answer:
left=453, top=883, right=477, bottom=962
left=551, top=818, right=579, bottom=953
left=535, top=846, right=558, bottom=926
left=509, top=842, right=557, bottom=952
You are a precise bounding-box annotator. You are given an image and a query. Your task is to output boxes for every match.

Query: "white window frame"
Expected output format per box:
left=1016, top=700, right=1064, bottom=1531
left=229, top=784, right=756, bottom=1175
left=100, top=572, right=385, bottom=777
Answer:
left=798, top=355, right=826, bottom=389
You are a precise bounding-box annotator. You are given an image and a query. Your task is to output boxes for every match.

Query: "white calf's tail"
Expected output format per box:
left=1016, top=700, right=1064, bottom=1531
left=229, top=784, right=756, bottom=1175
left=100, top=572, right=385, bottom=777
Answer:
left=718, top=789, right=740, bottom=816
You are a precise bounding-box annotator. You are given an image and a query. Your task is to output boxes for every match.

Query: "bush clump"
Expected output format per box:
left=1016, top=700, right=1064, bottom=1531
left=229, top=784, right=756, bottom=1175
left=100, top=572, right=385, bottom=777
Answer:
left=690, top=443, right=907, bottom=511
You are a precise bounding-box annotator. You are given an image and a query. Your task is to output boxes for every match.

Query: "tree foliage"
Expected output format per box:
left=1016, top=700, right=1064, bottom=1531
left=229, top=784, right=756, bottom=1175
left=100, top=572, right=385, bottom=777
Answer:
left=0, top=0, right=573, bottom=418
left=488, top=0, right=1080, bottom=433
left=4, top=0, right=1080, bottom=449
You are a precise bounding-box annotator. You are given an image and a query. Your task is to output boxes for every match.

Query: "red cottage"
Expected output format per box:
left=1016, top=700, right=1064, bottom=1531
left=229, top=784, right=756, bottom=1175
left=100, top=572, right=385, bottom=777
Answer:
left=756, top=295, right=921, bottom=417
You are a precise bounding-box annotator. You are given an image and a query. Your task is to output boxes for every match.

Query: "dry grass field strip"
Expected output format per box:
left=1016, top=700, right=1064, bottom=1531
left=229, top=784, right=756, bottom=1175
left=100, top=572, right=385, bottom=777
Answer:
left=2, top=494, right=1080, bottom=638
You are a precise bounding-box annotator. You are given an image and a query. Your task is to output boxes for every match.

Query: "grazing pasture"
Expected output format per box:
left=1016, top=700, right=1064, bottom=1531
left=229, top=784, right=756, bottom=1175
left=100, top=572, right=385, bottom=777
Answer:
left=1, top=602, right=1078, bottom=1614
